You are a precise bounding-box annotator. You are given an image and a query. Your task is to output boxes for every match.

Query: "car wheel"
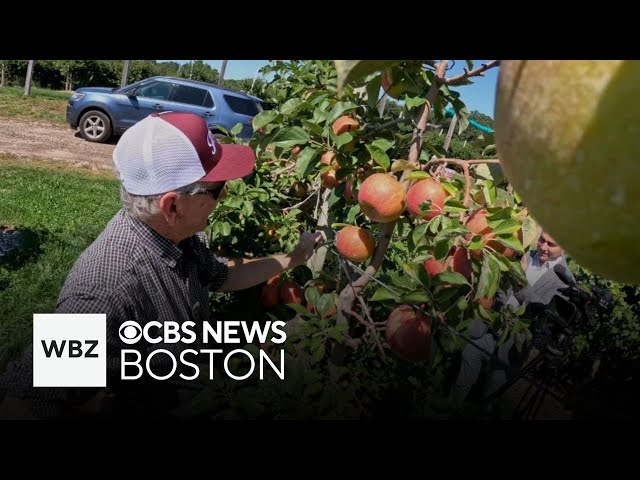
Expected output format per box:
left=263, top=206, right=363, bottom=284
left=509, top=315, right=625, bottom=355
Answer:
left=79, top=110, right=112, bottom=143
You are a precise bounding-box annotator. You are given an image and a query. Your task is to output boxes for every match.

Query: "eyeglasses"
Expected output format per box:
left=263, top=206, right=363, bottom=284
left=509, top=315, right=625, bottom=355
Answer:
left=191, top=182, right=227, bottom=200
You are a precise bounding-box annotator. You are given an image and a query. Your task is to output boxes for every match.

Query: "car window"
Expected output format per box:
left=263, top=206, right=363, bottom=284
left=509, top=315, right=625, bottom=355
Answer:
left=223, top=94, right=261, bottom=116
left=172, top=85, right=211, bottom=107
left=136, top=81, right=174, bottom=100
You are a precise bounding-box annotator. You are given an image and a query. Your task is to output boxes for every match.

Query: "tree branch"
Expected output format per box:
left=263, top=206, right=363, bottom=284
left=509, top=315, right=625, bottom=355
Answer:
left=336, top=61, right=450, bottom=330
left=424, top=158, right=501, bottom=169
left=462, top=162, right=471, bottom=209
left=283, top=189, right=318, bottom=213
left=445, top=60, right=500, bottom=86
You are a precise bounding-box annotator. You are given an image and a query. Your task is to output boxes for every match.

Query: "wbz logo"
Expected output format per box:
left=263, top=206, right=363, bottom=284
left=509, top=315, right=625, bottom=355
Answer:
left=33, top=314, right=106, bottom=387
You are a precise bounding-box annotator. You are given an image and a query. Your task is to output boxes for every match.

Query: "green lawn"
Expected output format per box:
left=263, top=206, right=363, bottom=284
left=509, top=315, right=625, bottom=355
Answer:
left=0, top=156, right=121, bottom=370
left=0, top=86, right=70, bottom=124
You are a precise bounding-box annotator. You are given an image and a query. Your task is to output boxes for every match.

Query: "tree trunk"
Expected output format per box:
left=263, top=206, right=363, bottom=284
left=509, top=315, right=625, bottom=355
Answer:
left=121, top=60, right=130, bottom=88
left=1, top=63, right=6, bottom=87
left=24, top=60, right=35, bottom=96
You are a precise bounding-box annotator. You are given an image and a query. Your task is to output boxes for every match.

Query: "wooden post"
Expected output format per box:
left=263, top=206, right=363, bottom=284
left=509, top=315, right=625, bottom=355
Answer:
left=24, top=60, right=35, bottom=96
left=443, top=114, right=457, bottom=152
left=218, top=60, right=228, bottom=86
left=121, top=60, right=130, bottom=88
left=1, top=62, right=6, bottom=87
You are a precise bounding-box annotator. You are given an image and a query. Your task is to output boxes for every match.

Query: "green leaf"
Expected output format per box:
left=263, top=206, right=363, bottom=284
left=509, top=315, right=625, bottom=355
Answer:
left=346, top=204, right=360, bottom=224
left=482, top=179, right=497, bottom=204
left=422, top=140, right=448, bottom=158
left=465, top=60, right=474, bottom=70
left=440, top=182, right=459, bottom=197
left=316, top=294, right=335, bottom=317
left=366, top=75, right=382, bottom=110
left=272, top=127, right=310, bottom=149
left=302, top=120, right=325, bottom=136
left=287, top=303, right=310, bottom=315
left=242, top=201, right=253, bottom=216
left=491, top=251, right=512, bottom=272
left=281, top=98, right=305, bottom=116
left=492, top=234, right=524, bottom=253
left=486, top=207, right=513, bottom=222
left=522, top=216, right=538, bottom=250
left=404, top=260, right=431, bottom=289
left=230, top=123, right=243, bottom=136
left=252, top=110, right=279, bottom=130
left=466, top=237, right=486, bottom=251
left=412, top=222, right=430, bottom=248
left=405, top=96, right=427, bottom=110
left=429, top=214, right=442, bottom=234
left=371, top=138, right=394, bottom=152
left=456, top=297, right=469, bottom=312
left=434, top=271, right=469, bottom=286
left=335, top=132, right=354, bottom=148
left=434, top=226, right=470, bottom=243
left=492, top=219, right=521, bottom=236
left=434, top=239, right=451, bottom=261
left=444, top=198, right=466, bottom=214
left=327, top=101, right=359, bottom=126
left=407, top=171, right=431, bottom=181
left=305, top=287, right=320, bottom=307
left=334, top=60, right=402, bottom=92
left=388, top=271, right=416, bottom=290
left=369, top=287, right=402, bottom=302
left=366, top=145, right=390, bottom=170
left=311, top=343, right=325, bottom=363
left=476, top=253, right=501, bottom=299
left=403, top=290, right=431, bottom=303
left=436, top=285, right=464, bottom=304
left=295, top=147, right=319, bottom=180
left=456, top=108, right=470, bottom=135
left=220, top=222, right=232, bottom=236
left=475, top=163, right=493, bottom=180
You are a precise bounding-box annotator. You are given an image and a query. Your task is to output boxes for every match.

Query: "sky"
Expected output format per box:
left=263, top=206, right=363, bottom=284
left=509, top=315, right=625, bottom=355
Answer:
left=162, top=60, right=499, bottom=117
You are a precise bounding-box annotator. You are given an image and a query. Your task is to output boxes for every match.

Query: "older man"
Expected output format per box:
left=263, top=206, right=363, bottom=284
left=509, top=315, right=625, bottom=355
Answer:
left=0, top=112, right=321, bottom=419
left=448, top=230, right=575, bottom=407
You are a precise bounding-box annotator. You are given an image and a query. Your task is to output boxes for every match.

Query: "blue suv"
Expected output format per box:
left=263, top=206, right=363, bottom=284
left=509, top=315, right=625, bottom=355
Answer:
left=66, top=76, right=263, bottom=143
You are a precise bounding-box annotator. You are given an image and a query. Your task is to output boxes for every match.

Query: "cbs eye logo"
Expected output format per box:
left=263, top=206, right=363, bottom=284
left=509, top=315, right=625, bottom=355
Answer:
left=119, top=321, right=142, bottom=345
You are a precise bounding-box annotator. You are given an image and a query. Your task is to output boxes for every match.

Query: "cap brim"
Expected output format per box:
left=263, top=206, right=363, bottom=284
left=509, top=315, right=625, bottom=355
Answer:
left=200, top=143, right=256, bottom=182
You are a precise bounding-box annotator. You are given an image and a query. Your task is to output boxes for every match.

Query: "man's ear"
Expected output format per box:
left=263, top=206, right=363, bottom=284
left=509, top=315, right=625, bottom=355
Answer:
left=159, top=192, right=180, bottom=225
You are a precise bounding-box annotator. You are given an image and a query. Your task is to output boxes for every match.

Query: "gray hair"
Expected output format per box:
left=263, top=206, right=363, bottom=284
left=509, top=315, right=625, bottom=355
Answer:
left=120, top=181, right=206, bottom=221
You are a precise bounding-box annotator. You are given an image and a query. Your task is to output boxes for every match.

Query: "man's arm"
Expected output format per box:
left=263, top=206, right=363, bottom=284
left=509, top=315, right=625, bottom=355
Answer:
left=219, top=232, right=322, bottom=292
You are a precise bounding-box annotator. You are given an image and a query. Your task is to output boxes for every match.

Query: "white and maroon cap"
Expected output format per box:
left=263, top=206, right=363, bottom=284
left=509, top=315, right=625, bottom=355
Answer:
left=112, top=111, right=256, bottom=195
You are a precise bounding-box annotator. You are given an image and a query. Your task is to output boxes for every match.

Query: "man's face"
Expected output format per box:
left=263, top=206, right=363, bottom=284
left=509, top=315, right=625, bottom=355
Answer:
left=174, top=182, right=226, bottom=237
left=537, top=232, right=563, bottom=263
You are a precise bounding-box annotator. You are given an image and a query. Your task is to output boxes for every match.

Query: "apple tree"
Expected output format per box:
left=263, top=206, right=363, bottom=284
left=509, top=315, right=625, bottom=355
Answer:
left=191, top=60, right=553, bottom=419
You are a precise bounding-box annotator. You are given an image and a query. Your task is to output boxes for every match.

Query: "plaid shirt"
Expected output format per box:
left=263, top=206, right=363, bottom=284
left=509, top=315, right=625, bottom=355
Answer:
left=0, top=209, right=228, bottom=418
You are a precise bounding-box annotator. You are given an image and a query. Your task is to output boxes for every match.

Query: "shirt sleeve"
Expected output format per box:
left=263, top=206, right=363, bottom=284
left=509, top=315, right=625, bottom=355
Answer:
left=194, top=232, right=229, bottom=292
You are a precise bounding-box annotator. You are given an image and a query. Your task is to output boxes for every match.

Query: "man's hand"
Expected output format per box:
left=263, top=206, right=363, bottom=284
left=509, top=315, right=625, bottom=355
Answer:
left=288, top=231, right=324, bottom=268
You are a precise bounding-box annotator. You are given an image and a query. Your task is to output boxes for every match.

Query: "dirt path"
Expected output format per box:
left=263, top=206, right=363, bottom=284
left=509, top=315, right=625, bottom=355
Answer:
left=0, top=116, right=116, bottom=171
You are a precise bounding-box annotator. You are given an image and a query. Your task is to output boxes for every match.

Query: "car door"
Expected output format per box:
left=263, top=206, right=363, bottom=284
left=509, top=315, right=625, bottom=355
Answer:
left=133, top=80, right=176, bottom=121
left=166, top=84, right=219, bottom=128
left=112, top=80, right=176, bottom=129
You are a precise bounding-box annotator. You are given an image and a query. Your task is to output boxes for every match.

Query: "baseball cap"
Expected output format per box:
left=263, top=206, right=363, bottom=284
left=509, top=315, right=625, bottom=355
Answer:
left=112, top=111, right=256, bottom=195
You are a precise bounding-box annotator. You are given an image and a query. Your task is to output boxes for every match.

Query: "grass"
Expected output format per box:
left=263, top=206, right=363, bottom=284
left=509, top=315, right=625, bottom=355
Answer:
left=0, top=86, right=70, bottom=124
left=0, top=155, right=121, bottom=370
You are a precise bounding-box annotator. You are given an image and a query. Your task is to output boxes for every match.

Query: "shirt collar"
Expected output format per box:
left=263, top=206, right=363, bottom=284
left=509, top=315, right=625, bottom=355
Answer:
left=122, top=210, right=186, bottom=268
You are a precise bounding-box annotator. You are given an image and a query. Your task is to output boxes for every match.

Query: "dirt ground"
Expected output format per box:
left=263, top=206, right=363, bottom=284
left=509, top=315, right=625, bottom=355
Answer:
left=0, top=116, right=116, bottom=171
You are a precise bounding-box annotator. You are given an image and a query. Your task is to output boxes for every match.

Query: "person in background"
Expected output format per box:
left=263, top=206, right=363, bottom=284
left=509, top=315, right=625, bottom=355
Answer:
left=448, top=230, right=574, bottom=406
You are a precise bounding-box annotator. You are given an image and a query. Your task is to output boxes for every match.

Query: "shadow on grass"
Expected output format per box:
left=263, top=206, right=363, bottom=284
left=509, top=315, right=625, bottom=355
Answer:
left=0, top=226, right=46, bottom=285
